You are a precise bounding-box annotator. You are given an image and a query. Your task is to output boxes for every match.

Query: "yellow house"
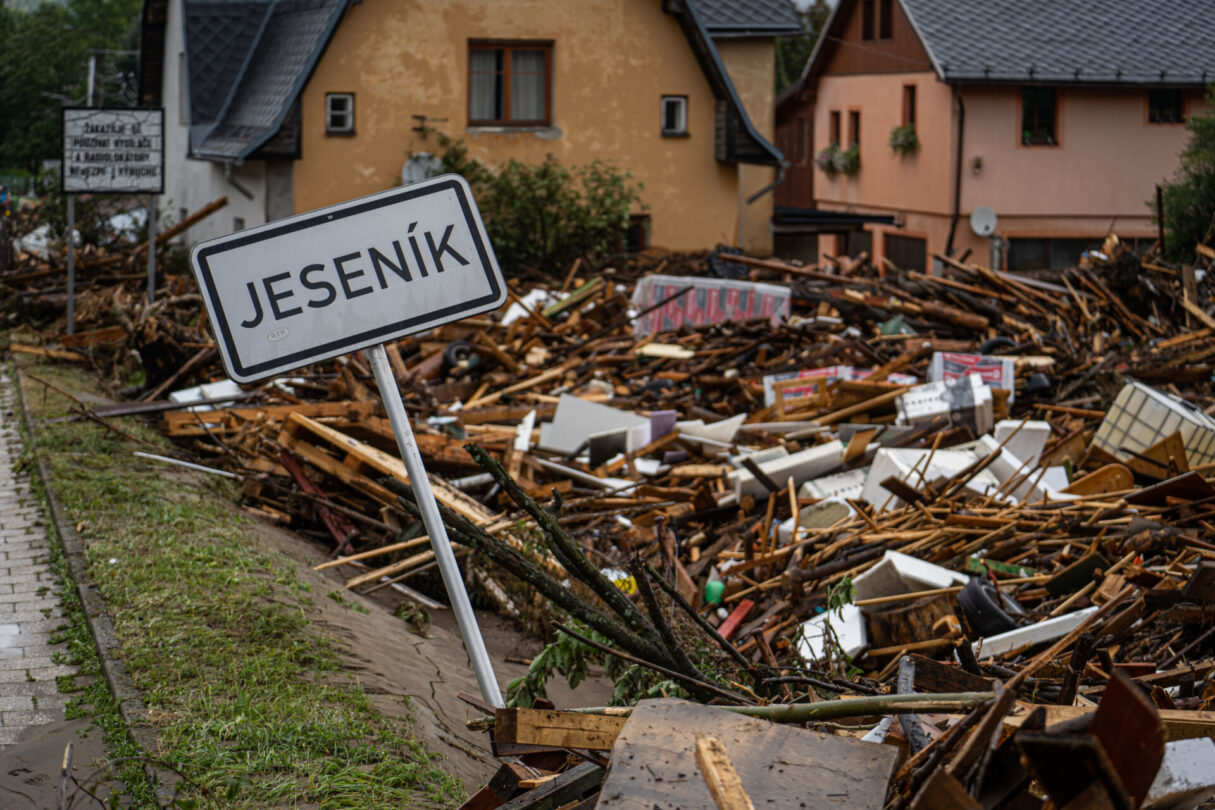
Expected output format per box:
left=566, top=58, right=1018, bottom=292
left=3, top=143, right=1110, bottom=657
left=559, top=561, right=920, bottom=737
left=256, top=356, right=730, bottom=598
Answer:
left=138, top=0, right=800, bottom=256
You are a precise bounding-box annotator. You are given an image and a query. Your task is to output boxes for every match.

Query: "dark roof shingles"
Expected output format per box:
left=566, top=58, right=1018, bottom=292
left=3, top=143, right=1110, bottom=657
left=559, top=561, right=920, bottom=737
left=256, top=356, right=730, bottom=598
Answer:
left=696, top=0, right=801, bottom=35
left=188, top=0, right=345, bottom=159
left=902, top=0, right=1215, bottom=85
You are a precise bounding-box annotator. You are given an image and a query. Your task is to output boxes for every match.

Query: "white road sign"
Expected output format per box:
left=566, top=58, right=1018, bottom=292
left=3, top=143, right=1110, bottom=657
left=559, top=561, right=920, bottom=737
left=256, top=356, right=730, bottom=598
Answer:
left=190, top=175, right=506, bottom=383
left=62, top=108, right=164, bottom=194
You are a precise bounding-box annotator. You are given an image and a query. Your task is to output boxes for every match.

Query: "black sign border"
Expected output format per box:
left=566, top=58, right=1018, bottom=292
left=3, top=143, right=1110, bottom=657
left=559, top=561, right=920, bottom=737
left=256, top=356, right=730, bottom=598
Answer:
left=194, top=177, right=504, bottom=383
left=61, top=107, right=166, bottom=195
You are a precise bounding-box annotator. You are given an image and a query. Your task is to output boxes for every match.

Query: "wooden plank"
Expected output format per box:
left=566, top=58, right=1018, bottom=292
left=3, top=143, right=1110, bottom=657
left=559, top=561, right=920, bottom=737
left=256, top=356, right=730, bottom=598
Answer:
left=282, top=413, right=498, bottom=525
left=496, top=762, right=604, bottom=810
left=695, top=735, right=755, bottom=810
left=1089, top=670, right=1164, bottom=806
left=908, top=654, right=995, bottom=694
left=278, top=431, right=396, bottom=505
left=162, top=401, right=376, bottom=437
left=344, top=549, right=437, bottom=589
left=908, top=770, right=980, bottom=810
left=9, top=343, right=86, bottom=362
left=59, top=325, right=128, bottom=348
left=493, top=708, right=628, bottom=752
left=1179, top=296, right=1215, bottom=330
left=595, top=698, right=897, bottom=810
left=1004, top=703, right=1215, bottom=741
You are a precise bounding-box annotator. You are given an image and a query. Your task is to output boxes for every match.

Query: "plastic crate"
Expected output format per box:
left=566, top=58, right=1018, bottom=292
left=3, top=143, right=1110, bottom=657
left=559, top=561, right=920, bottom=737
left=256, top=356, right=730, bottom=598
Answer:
left=1091, top=382, right=1215, bottom=467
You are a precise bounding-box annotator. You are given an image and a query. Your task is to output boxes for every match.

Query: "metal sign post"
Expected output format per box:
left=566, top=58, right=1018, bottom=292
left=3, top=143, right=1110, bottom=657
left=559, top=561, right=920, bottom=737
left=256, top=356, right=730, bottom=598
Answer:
left=190, top=175, right=509, bottom=706
left=365, top=345, right=502, bottom=706
left=147, top=194, right=157, bottom=302
left=66, top=196, right=75, bottom=335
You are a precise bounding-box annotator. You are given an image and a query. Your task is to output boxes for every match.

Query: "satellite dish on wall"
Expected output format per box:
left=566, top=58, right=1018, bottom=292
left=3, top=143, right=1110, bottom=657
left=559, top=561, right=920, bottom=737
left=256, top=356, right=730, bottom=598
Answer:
left=970, top=206, right=998, bottom=237
left=402, top=152, right=442, bottom=186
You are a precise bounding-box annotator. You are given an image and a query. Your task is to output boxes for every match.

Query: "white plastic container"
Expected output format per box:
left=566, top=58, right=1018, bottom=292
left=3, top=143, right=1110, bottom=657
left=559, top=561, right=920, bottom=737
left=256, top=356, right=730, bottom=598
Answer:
left=1091, top=382, right=1215, bottom=467
left=897, top=374, right=994, bottom=436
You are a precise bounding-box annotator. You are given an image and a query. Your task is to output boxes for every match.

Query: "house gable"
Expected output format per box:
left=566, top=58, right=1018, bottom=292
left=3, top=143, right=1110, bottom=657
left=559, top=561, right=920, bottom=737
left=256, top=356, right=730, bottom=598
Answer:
left=816, top=0, right=934, bottom=78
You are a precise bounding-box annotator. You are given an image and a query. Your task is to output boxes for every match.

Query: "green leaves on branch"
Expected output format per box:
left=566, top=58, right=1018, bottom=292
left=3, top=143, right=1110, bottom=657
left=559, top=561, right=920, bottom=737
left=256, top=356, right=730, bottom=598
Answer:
left=889, top=124, right=919, bottom=157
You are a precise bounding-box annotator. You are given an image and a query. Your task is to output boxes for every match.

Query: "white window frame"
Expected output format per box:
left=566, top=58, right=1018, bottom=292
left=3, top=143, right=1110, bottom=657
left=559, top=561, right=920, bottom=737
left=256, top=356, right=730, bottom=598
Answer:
left=325, top=92, right=355, bottom=135
left=661, top=95, right=688, bottom=137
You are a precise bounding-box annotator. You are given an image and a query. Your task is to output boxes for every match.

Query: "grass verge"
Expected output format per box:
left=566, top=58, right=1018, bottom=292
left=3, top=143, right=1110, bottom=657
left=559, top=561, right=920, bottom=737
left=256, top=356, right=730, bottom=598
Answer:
left=18, top=362, right=464, bottom=809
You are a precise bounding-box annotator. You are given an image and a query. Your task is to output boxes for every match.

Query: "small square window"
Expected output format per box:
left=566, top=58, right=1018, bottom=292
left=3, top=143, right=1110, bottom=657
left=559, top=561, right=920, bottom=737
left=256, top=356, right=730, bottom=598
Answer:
left=661, top=95, right=687, bottom=136
left=1148, top=89, right=1184, bottom=124
left=233, top=217, right=245, bottom=232
left=325, top=92, right=355, bottom=135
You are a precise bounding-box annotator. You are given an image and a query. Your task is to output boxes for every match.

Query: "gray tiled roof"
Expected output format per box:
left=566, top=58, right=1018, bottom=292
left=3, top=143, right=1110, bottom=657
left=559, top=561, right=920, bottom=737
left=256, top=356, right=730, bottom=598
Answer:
left=902, top=0, right=1215, bottom=85
left=186, top=0, right=346, bottom=160
left=696, top=0, right=801, bottom=36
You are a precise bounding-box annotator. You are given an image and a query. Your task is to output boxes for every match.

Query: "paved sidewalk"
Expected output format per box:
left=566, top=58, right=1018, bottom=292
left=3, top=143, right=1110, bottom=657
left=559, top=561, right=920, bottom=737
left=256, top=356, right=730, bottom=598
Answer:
left=0, top=371, right=76, bottom=747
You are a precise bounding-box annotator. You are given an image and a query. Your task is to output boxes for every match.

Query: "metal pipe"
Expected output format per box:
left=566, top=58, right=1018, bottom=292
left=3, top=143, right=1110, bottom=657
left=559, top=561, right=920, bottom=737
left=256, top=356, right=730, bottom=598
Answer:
left=944, top=85, right=966, bottom=258
left=133, top=451, right=239, bottom=479
left=147, top=194, right=157, bottom=303
left=365, top=344, right=503, bottom=708
left=66, top=195, right=75, bottom=336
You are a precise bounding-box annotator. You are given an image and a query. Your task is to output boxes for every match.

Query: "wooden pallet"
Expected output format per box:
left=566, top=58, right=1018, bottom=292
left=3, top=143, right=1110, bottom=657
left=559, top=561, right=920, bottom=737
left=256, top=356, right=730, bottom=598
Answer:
left=278, top=412, right=498, bottom=526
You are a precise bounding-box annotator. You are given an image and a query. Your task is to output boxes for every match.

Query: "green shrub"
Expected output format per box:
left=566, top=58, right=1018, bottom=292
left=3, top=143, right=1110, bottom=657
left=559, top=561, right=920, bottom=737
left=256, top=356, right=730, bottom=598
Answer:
left=419, top=131, right=644, bottom=276
left=1158, top=85, right=1215, bottom=262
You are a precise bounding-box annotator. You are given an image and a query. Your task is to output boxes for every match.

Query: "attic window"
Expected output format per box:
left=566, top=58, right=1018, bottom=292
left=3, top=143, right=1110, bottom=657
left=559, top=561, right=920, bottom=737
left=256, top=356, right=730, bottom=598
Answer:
left=861, top=0, right=875, bottom=40
left=469, top=42, right=552, bottom=126
left=879, top=0, right=893, bottom=38
left=325, top=93, right=354, bottom=135
left=661, top=96, right=688, bottom=136
left=1148, top=89, right=1184, bottom=124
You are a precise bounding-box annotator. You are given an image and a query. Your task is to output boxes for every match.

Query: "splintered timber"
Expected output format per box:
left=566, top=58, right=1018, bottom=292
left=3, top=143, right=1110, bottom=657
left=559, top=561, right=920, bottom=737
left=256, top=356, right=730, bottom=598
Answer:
left=235, top=224, right=472, bottom=329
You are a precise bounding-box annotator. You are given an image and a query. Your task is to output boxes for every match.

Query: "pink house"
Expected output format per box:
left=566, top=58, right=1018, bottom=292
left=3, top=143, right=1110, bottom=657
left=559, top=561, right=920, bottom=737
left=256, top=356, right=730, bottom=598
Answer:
left=774, top=0, right=1211, bottom=272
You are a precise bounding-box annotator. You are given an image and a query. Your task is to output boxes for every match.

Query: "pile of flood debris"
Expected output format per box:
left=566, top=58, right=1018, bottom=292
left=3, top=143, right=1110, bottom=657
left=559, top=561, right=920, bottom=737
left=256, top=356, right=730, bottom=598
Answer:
left=7, top=225, right=1215, bottom=808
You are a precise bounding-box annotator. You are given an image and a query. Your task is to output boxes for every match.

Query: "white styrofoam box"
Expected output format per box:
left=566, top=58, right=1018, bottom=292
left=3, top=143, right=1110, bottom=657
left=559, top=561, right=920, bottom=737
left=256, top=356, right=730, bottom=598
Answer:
left=897, top=374, right=994, bottom=436
left=168, top=379, right=244, bottom=413
left=966, top=437, right=1077, bottom=504
left=993, top=419, right=1052, bottom=467
left=860, top=447, right=994, bottom=510
left=796, top=604, right=867, bottom=662
left=800, top=467, right=868, bottom=502
left=631, top=274, right=791, bottom=336
left=540, top=394, right=649, bottom=454
left=1144, top=738, right=1215, bottom=809
left=1040, top=467, right=1071, bottom=495
left=930, top=352, right=1016, bottom=403
left=1092, top=382, right=1215, bottom=467
left=730, top=440, right=843, bottom=499
left=852, top=550, right=969, bottom=612
left=729, top=446, right=789, bottom=470
left=972, top=606, right=1098, bottom=658
left=676, top=414, right=746, bottom=446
